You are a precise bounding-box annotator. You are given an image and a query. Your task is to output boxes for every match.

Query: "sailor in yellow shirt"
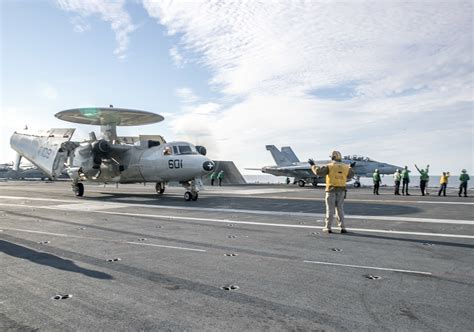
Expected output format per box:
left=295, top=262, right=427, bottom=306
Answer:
left=309, top=151, right=354, bottom=233
left=438, top=172, right=450, bottom=196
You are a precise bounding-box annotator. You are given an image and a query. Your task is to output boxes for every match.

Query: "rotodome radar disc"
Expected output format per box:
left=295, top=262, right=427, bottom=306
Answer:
left=55, top=107, right=164, bottom=126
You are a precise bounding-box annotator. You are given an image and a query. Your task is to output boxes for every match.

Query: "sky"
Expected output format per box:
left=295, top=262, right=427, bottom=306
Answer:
left=1, top=0, right=473, bottom=175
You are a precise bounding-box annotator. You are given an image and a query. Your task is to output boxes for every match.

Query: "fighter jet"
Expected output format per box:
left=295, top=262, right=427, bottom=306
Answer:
left=10, top=107, right=215, bottom=201
left=249, top=145, right=401, bottom=187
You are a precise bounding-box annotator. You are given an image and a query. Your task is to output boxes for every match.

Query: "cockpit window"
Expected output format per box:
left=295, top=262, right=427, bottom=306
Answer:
left=172, top=146, right=179, bottom=154
left=163, top=146, right=172, bottom=155
left=178, top=145, right=194, bottom=154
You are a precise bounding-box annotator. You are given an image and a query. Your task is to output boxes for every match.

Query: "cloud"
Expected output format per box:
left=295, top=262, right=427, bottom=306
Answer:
left=143, top=1, right=473, bottom=173
left=170, top=46, right=186, bottom=67
left=175, top=87, right=199, bottom=104
left=56, top=0, right=135, bottom=59
left=70, top=16, right=91, bottom=33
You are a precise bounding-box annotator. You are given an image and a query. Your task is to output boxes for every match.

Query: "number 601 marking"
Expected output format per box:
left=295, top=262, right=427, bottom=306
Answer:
left=168, top=159, right=183, bottom=169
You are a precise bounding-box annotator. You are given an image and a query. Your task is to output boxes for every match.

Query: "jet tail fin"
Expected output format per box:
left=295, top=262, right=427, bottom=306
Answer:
left=10, top=128, right=76, bottom=179
left=281, top=146, right=300, bottom=163
left=265, top=145, right=293, bottom=166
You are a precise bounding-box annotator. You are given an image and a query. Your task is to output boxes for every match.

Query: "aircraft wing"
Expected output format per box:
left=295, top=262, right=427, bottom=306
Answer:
left=10, top=128, right=76, bottom=179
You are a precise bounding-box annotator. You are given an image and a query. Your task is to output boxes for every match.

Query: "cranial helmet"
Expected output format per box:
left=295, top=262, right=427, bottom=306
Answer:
left=375, top=169, right=379, bottom=172
left=331, top=151, right=342, bottom=161
left=462, top=169, right=467, bottom=173
left=396, top=169, right=400, bottom=172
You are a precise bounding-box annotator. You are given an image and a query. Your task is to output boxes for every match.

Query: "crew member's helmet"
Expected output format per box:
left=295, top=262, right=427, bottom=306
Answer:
left=396, top=169, right=400, bottom=172
left=462, top=169, right=467, bottom=173
left=375, top=169, right=379, bottom=172
left=330, top=150, right=342, bottom=161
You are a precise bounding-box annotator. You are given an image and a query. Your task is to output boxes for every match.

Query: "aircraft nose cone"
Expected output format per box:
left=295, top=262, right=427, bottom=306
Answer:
left=203, top=160, right=215, bottom=172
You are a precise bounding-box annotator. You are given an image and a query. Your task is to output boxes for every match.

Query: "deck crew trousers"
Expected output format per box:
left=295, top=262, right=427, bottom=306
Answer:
left=324, top=189, right=345, bottom=230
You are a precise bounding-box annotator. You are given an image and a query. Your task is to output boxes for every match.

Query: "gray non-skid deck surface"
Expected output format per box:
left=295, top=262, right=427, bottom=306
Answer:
left=1, top=181, right=473, bottom=331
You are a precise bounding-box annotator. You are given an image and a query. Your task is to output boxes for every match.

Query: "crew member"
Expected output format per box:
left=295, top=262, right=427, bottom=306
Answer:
left=438, top=172, right=450, bottom=196
left=459, top=169, right=470, bottom=197
left=393, top=169, right=401, bottom=195
left=415, top=164, right=429, bottom=196
left=401, top=166, right=410, bottom=195
left=217, top=170, right=224, bottom=186
left=372, top=169, right=381, bottom=195
left=310, top=151, right=354, bottom=233
left=210, top=171, right=217, bottom=186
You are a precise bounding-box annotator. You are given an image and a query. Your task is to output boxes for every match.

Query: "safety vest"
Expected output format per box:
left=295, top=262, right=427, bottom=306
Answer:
left=326, top=162, right=350, bottom=189
left=440, top=175, right=449, bottom=184
left=393, top=172, right=401, bottom=181
left=373, top=172, right=381, bottom=182
left=459, top=173, right=470, bottom=183
left=420, top=171, right=429, bottom=181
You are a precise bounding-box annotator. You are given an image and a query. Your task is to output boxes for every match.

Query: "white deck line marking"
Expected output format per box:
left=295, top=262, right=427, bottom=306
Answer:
left=1, top=203, right=474, bottom=238
left=1, top=193, right=473, bottom=206
left=0, top=199, right=472, bottom=225
left=204, top=193, right=474, bottom=205
left=2, top=228, right=71, bottom=237
left=1, top=228, right=206, bottom=253
left=99, top=211, right=474, bottom=240
left=126, top=242, right=206, bottom=252
left=304, top=260, right=432, bottom=275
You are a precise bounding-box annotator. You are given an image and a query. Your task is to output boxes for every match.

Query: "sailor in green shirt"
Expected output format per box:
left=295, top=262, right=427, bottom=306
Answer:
left=401, top=166, right=410, bottom=196
left=210, top=171, right=218, bottom=186
left=459, top=169, right=470, bottom=197
left=415, top=164, right=429, bottom=196
left=372, top=169, right=381, bottom=195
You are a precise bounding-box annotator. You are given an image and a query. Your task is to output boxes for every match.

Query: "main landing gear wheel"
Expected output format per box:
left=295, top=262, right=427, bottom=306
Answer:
left=298, top=180, right=306, bottom=187
left=155, top=182, right=165, bottom=194
left=73, top=183, right=84, bottom=197
left=184, top=191, right=199, bottom=201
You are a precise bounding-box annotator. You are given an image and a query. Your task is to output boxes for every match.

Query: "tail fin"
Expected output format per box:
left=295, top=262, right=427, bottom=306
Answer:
left=281, top=146, right=300, bottom=163
left=10, top=128, right=75, bottom=179
left=265, top=145, right=292, bottom=166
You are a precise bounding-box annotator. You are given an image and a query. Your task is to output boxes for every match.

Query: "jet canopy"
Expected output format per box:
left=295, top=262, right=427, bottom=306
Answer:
left=343, top=155, right=374, bottom=162
left=163, top=143, right=199, bottom=156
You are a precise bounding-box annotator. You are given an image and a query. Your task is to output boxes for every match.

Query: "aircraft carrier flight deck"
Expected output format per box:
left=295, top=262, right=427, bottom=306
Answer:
left=1, top=181, right=473, bottom=331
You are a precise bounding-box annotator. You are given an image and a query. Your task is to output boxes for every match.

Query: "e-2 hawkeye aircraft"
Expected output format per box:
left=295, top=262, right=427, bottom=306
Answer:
left=10, top=107, right=215, bottom=201
left=247, top=145, right=401, bottom=187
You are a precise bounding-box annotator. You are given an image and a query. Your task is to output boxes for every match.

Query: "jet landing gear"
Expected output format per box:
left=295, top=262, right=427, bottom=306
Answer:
left=72, top=182, right=84, bottom=197
left=155, top=182, right=165, bottom=194
left=181, top=178, right=202, bottom=201
left=184, top=191, right=198, bottom=201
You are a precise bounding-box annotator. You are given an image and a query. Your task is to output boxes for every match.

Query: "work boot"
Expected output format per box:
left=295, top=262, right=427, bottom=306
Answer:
left=322, top=228, right=332, bottom=234
left=340, top=228, right=347, bottom=234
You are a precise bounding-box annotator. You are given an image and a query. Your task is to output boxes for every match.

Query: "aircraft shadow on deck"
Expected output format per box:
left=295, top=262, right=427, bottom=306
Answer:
left=89, top=193, right=421, bottom=217
left=0, top=240, right=113, bottom=280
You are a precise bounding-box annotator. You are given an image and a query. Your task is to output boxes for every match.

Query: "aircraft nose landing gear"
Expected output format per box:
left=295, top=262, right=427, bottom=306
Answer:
left=182, top=178, right=203, bottom=201
left=184, top=191, right=198, bottom=201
